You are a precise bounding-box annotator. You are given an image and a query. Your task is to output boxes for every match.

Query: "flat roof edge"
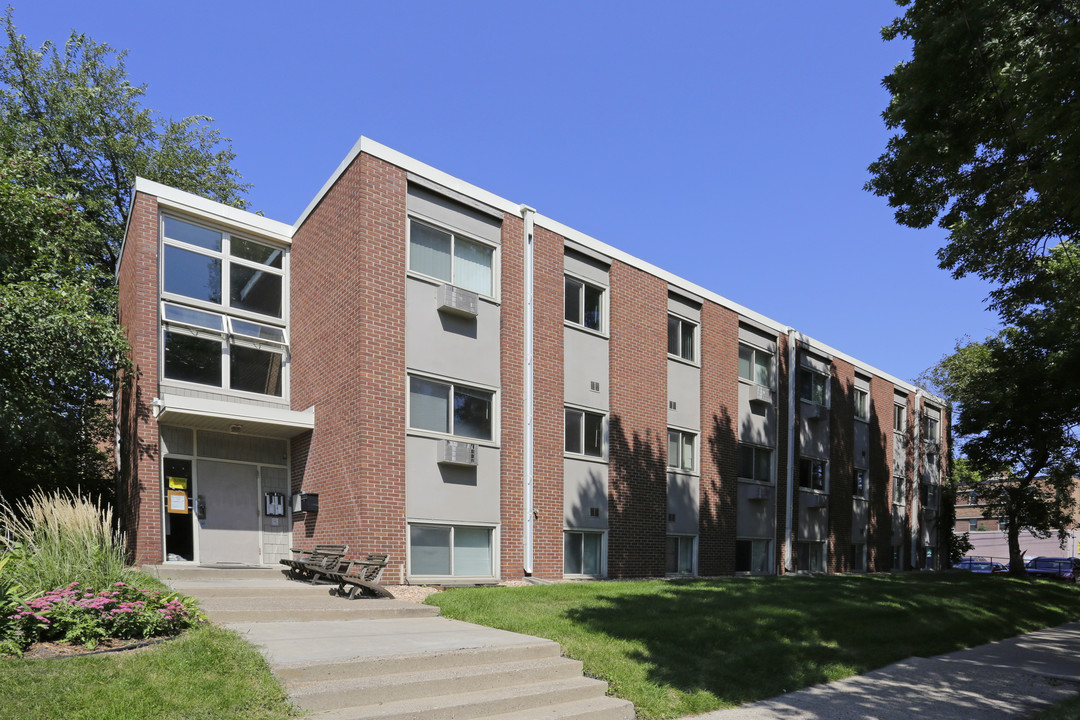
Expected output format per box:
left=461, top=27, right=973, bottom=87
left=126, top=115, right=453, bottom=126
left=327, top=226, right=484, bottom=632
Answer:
left=133, top=178, right=294, bottom=239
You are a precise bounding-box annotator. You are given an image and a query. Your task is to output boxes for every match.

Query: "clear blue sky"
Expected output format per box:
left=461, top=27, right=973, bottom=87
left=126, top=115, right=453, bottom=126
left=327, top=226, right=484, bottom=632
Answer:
left=14, top=1, right=1001, bottom=385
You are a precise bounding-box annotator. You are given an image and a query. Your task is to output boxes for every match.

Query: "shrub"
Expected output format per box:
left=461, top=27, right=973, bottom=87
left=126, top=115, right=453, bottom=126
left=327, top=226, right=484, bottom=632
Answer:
left=0, top=488, right=131, bottom=594
left=3, top=581, right=203, bottom=652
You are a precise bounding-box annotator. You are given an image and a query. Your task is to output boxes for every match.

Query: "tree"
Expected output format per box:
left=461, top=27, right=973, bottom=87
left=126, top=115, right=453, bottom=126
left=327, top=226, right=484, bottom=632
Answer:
left=0, top=12, right=250, bottom=503
left=926, top=328, right=1079, bottom=575
left=867, top=0, right=1080, bottom=321
left=0, top=150, right=126, bottom=501
left=0, top=9, right=250, bottom=272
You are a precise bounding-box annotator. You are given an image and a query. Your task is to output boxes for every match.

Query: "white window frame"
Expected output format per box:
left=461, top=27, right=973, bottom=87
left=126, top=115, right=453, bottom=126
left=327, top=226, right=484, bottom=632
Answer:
left=894, top=403, right=907, bottom=433
left=667, top=428, right=698, bottom=474
left=893, top=474, right=907, bottom=506
left=854, top=388, right=870, bottom=421
left=738, top=444, right=774, bottom=485
left=665, top=534, right=697, bottom=575
left=407, top=217, right=499, bottom=299
left=564, top=406, right=607, bottom=460
left=407, top=521, right=498, bottom=581
left=564, top=273, right=607, bottom=335
left=738, top=343, right=774, bottom=388
left=735, top=538, right=773, bottom=575
left=563, top=529, right=606, bottom=577
left=923, top=415, right=940, bottom=444
left=407, top=373, right=499, bottom=444
left=799, top=368, right=829, bottom=406
left=667, top=314, right=698, bottom=364
left=795, top=541, right=827, bottom=573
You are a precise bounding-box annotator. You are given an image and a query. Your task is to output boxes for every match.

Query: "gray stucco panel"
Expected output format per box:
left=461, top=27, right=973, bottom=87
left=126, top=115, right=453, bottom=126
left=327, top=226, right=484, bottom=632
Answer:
left=667, top=360, right=700, bottom=431
left=564, top=459, right=608, bottom=529
left=564, top=327, right=609, bottom=410
left=736, top=483, right=775, bottom=538
left=667, top=472, right=699, bottom=535
left=406, top=436, right=500, bottom=524
left=406, top=277, right=501, bottom=388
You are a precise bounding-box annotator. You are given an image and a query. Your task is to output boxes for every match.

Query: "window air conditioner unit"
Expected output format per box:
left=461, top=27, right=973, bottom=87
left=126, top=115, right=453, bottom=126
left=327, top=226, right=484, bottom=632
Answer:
left=750, top=385, right=773, bottom=405
left=805, top=493, right=829, bottom=509
left=437, top=284, right=479, bottom=318
left=748, top=485, right=771, bottom=501
left=439, top=440, right=478, bottom=466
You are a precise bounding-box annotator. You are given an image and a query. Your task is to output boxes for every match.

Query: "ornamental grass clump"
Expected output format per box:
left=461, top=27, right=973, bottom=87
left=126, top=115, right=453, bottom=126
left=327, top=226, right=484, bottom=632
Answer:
left=4, top=580, right=202, bottom=652
left=0, top=488, right=131, bottom=594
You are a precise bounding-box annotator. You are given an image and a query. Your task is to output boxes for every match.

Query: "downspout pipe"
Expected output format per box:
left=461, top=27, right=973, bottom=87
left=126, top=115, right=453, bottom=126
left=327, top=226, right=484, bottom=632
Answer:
left=520, top=205, right=537, bottom=576
left=784, top=328, right=797, bottom=573
left=912, top=390, right=923, bottom=569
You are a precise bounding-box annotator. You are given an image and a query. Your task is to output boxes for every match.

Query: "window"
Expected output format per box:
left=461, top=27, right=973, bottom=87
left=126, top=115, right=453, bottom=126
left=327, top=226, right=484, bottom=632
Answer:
left=666, top=536, right=695, bottom=574
left=565, top=408, right=604, bottom=458
left=923, top=416, right=939, bottom=443
left=409, top=376, right=493, bottom=440
left=854, top=388, right=869, bottom=421
left=800, top=368, right=827, bottom=405
left=738, top=344, right=773, bottom=387
left=853, top=468, right=868, bottom=498
left=160, top=216, right=288, bottom=398
left=796, top=542, right=826, bottom=573
left=894, top=404, right=907, bottom=433
left=920, top=483, right=938, bottom=509
left=738, top=445, right=773, bottom=483
left=735, top=539, right=772, bottom=574
left=968, top=490, right=978, bottom=505
left=667, top=315, right=696, bottom=362
left=851, top=544, right=866, bottom=572
left=799, top=458, right=826, bottom=492
left=565, top=276, right=604, bottom=332
left=409, top=219, right=494, bottom=296
left=564, top=531, right=603, bottom=575
left=410, top=524, right=492, bottom=577
left=667, top=429, right=696, bottom=473
left=893, top=475, right=906, bottom=505
left=969, top=518, right=978, bottom=532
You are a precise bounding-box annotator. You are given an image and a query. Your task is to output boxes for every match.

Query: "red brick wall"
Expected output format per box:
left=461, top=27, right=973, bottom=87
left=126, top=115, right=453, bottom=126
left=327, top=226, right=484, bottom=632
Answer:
left=607, top=260, right=668, bottom=578
left=868, top=375, right=895, bottom=571
left=116, top=191, right=161, bottom=566
left=698, top=301, right=739, bottom=575
left=525, top=225, right=566, bottom=579
left=498, top=213, right=526, bottom=579
left=828, top=359, right=855, bottom=572
left=290, top=152, right=408, bottom=582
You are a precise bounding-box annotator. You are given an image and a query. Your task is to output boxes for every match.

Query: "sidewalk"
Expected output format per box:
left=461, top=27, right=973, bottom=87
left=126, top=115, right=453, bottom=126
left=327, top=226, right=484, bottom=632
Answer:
left=697, top=623, right=1080, bottom=720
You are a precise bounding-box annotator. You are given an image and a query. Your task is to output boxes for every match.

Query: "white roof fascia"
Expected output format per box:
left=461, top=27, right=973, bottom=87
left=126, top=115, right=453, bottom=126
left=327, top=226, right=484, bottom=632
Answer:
left=134, top=177, right=294, bottom=242
left=293, top=136, right=521, bottom=230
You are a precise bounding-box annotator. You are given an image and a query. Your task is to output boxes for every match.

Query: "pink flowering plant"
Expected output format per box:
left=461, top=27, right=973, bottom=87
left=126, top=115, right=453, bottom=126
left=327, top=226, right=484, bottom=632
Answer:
left=3, top=581, right=203, bottom=652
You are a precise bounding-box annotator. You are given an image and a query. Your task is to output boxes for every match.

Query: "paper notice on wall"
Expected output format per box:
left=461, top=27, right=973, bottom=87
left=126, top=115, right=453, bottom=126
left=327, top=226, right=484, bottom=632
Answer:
left=168, top=476, right=188, bottom=490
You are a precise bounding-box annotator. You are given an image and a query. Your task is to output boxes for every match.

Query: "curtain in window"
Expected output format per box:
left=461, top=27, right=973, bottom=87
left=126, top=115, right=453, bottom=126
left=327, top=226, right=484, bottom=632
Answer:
left=410, top=525, right=451, bottom=575
left=453, top=239, right=493, bottom=296
left=452, top=527, right=491, bottom=576
left=409, top=378, right=449, bottom=433
left=410, top=222, right=452, bottom=281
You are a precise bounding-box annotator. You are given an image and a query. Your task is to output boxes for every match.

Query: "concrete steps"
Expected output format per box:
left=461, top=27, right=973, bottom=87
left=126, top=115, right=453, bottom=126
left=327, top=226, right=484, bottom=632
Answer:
left=160, top=566, right=635, bottom=720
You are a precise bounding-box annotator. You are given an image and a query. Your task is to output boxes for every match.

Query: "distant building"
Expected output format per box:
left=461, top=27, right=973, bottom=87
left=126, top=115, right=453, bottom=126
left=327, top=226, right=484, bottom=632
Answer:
left=954, top=482, right=1080, bottom=562
left=115, top=137, right=950, bottom=582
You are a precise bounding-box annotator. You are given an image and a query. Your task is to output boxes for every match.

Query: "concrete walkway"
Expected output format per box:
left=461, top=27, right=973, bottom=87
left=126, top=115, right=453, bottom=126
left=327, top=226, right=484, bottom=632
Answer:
left=152, top=566, right=1080, bottom=719
left=696, top=623, right=1080, bottom=720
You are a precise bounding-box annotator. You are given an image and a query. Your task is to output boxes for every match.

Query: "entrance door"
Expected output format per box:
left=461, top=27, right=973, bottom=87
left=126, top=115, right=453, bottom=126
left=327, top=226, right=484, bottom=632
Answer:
left=197, top=460, right=260, bottom=565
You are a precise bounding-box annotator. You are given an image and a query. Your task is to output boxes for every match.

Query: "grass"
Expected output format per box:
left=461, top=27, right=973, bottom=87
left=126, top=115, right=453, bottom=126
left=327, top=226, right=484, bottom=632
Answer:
left=428, top=573, right=1080, bottom=719
left=0, top=624, right=295, bottom=720
left=1035, top=692, right=1080, bottom=719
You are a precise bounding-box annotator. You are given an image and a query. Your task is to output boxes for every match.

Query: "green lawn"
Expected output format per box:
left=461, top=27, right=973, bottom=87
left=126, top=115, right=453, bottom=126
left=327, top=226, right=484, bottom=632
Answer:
left=0, top=624, right=295, bottom=720
left=428, top=573, right=1080, bottom=719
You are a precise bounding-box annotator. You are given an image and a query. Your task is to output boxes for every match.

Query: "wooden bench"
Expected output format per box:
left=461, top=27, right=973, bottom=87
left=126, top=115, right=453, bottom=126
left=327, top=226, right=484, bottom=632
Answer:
left=322, top=554, right=393, bottom=599
left=279, top=544, right=349, bottom=584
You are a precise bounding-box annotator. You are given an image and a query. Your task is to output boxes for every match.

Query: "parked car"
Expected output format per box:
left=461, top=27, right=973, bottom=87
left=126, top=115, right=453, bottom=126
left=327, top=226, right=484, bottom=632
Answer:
left=1024, top=557, right=1078, bottom=581
left=953, top=558, right=1007, bottom=574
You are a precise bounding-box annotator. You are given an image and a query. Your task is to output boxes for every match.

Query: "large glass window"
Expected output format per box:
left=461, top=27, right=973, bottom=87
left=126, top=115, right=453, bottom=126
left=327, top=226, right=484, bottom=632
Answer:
left=565, top=408, right=604, bottom=458
left=564, top=531, right=603, bottom=575
left=800, top=368, right=827, bottom=405
left=893, top=475, right=906, bottom=505
left=854, top=388, right=869, bottom=421
left=565, top=277, right=604, bottom=332
left=738, top=344, right=772, bottom=386
left=796, top=541, right=826, bottom=573
left=667, top=429, right=696, bottom=473
left=667, top=316, right=696, bottom=362
left=666, top=536, right=695, bottom=574
left=735, top=539, right=772, bottom=574
left=409, top=376, right=493, bottom=441
left=409, top=219, right=494, bottom=296
left=738, top=445, right=773, bottom=483
left=923, top=415, right=939, bottom=443
left=161, top=216, right=288, bottom=398
left=894, top=403, right=907, bottom=433
left=410, top=524, right=492, bottom=577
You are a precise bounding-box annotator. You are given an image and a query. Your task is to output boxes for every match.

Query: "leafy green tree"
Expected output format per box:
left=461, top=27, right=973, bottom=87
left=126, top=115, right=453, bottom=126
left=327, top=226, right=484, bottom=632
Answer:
left=926, top=329, right=1079, bottom=575
left=867, top=0, right=1080, bottom=320
left=0, top=8, right=249, bottom=272
left=0, top=151, right=127, bottom=501
left=0, top=11, right=250, bottom=503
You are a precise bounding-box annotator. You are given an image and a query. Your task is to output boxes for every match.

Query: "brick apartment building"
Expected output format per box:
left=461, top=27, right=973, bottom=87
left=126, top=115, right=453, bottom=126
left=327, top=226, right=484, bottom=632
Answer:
left=955, top=483, right=1080, bottom=563
left=116, top=137, right=949, bottom=583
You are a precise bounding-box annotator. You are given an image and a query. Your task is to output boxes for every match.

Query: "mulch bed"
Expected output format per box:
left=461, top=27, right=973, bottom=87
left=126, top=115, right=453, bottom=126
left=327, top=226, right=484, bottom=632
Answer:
left=21, top=636, right=168, bottom=659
